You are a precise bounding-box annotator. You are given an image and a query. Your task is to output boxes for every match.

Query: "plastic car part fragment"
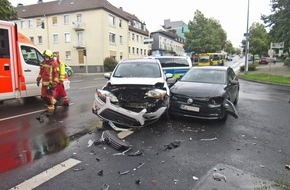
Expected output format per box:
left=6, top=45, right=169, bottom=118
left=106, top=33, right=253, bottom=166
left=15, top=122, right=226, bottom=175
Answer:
left=95, top=130, right=131, bottom=150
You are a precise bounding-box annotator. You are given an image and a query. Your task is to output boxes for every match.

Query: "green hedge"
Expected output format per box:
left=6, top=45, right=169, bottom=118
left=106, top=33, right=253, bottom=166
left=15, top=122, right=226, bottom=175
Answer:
left=103, top=57, right=118, bottom=72
left=240, top=64, right=257, bottom=72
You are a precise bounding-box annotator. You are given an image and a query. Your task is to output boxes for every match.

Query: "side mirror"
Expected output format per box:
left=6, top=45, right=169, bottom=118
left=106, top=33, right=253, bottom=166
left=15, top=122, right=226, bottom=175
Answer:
left=165, top=73, right=173, bottom=79
left=104, top=73, right=111, bottom=79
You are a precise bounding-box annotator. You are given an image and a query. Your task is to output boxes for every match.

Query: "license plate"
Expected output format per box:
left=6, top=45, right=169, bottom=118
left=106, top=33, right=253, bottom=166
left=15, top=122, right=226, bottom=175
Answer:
left=180, top=104, right=200, bottom=112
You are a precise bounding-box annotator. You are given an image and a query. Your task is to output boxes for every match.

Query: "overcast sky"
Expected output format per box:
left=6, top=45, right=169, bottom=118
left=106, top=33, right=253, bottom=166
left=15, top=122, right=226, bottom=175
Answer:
left=9, top=0, right=272, bottom=48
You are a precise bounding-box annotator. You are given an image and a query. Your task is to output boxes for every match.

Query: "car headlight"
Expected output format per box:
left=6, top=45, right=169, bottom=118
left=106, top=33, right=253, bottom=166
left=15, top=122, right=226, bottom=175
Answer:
left=145, top=89, right=167, bottom=99
left=96, top=89, right=118, bottom=102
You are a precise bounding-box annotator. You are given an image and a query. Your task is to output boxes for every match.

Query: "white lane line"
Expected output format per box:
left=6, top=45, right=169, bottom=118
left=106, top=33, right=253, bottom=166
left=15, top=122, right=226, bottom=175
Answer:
left=0, top=103, right=74, bottom=122
left=0, top=109, right=46, bottom=122
left=10, top=158, right=81, bottom=190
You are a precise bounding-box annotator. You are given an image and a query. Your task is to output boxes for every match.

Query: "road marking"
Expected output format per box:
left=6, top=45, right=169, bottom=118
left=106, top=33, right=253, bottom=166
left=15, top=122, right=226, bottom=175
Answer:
left=0, top=103, right=74, bottom=122
left=10, top=158, right=81, bottom=190
left=0, top=109, right=46, bottom=122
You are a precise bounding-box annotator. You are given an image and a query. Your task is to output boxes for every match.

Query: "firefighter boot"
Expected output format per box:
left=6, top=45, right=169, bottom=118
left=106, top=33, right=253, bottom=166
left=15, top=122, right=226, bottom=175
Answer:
left=63, top=97, right=69, bottom=106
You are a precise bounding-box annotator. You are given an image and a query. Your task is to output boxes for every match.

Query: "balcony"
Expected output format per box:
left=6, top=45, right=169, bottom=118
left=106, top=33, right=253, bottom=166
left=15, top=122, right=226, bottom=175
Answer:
left=73, top=22, right=85, bottom=31
left=73, top=42, right=86, bottom=49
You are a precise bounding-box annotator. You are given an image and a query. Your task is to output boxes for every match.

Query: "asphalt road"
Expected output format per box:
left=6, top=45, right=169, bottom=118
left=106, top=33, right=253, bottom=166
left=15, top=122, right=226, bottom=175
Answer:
left=0, top=59, right=290, bottom=190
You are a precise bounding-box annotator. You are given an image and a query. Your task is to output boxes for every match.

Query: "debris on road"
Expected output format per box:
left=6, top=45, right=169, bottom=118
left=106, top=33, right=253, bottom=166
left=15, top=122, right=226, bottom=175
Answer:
left=213, top=172, right=227, bottom=182
left=98, top=170, right=103, bottom=176
left=113, top=147, right=132, bottom=156
left=193, top=176, right=199, bottom=180
left=135, top=179, right=141, bottom=184
left=286, top=164, right=290, bottom=170
left=73, top=168, right=84, bottom=172
left=118, top=170, right=130, bottom=175
left=128, top=150, right=143, bottom=156
left=87, top=139, right=94, bottom=147
left=94, top=130, right=131, bottom=150
left=101, top=183, right=110, bottom=190
left=164, top=141, right=181, bottom=150
left=201, top=137, right=217, bottom=141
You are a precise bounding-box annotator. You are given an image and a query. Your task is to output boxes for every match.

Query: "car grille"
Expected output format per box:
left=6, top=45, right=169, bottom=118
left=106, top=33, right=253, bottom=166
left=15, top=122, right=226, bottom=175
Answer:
left=100, top=109, right=141, bottom=126
left=173, top=94, right=208, bottom=106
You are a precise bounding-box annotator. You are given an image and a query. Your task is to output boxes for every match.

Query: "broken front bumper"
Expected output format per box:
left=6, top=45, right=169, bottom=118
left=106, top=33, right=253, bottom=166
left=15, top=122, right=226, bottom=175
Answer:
left=92, top=96, right=166, bottom=128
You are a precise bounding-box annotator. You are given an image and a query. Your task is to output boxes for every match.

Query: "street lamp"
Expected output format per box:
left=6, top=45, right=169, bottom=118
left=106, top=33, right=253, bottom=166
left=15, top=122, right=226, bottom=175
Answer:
left=244, top=0, right=250, bottom=74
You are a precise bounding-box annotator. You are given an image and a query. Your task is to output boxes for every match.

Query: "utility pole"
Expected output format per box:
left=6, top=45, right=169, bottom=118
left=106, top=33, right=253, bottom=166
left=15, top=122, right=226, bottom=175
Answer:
left=244, top=0, right=250, bottom=74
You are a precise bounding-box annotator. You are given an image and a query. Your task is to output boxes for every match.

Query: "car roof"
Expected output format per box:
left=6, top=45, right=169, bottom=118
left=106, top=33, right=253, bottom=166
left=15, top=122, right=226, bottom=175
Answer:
left=120, top=58, right=159, bottom=64
left=191, top=66, right=229, bottom=71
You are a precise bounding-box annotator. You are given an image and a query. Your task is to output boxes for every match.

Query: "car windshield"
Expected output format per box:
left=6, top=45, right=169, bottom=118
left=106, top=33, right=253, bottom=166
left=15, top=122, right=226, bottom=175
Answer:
left=181, top=69, right=226, bottom=84
left=113, top=61, right=161, bottom=78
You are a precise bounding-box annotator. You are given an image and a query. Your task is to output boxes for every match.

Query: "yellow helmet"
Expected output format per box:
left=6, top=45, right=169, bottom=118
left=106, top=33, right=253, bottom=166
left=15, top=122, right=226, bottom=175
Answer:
left=43, top=49, right=53, bottom=58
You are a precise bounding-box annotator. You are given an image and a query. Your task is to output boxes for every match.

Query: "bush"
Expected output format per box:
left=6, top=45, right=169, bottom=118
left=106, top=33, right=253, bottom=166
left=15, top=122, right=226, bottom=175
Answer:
left=103, top=57, right=118, bottom=72
left=240, top=63, right=257, bottom=72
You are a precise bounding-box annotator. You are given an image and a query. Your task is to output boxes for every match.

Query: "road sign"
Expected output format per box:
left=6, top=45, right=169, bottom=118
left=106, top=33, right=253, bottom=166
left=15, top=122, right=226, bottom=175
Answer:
left=268, top=49, right=274, bottom=58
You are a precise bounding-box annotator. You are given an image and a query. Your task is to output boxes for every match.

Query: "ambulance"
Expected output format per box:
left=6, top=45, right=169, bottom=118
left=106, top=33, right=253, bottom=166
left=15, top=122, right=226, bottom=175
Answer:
left=0, top=20, right=69, bottom=104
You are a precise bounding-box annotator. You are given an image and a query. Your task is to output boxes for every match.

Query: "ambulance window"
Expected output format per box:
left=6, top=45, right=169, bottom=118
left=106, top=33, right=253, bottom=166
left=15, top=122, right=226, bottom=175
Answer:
left=21, top=45, right=43, bottom=66
left=0, top=29, right=10, bottom=58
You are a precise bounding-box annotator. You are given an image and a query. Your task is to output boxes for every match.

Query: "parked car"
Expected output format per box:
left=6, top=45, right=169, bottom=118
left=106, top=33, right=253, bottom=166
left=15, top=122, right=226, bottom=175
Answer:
left=65, top=64, right=73, bottom=77
left=169, top=66, right=239, bottom=121
left=259, top=57, right=269, bottom=64
left=226, top=56, right=233, bottom=61
left=92, top=59, right=173, bottom=130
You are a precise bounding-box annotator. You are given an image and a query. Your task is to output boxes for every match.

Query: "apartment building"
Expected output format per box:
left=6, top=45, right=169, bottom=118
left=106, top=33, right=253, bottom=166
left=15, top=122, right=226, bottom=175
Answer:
left=150, top=30, right=185, bottom=56
left=14, top=0, right=149, bottom=73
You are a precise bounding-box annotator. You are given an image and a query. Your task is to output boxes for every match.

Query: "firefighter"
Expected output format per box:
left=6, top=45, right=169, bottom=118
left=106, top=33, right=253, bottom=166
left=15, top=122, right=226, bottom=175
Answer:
left=36, top=49, right=60, bottom=116
left=53, top=51, right=69, bottom=106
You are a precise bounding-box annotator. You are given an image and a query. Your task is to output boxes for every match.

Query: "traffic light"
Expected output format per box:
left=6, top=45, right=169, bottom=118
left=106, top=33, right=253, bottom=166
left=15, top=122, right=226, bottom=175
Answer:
left=83, top=49, right=86, bottom=56
left=41, top=22, right=45, bottom=29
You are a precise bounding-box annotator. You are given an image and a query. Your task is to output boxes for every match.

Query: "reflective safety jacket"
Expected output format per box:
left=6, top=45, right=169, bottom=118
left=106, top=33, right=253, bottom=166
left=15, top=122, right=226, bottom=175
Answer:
left=36, top=59, right=59, bottom=86
left=59, top=61, right=66, bottom=82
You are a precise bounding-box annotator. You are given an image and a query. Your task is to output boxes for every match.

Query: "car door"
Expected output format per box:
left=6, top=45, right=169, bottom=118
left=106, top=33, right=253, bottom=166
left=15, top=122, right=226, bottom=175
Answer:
left=20, top=45, right=44, bottom=96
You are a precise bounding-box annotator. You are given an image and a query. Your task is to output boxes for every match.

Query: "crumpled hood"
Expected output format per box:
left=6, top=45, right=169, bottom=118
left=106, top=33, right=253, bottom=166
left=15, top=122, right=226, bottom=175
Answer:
left=170, top=81, right=225, bottom=97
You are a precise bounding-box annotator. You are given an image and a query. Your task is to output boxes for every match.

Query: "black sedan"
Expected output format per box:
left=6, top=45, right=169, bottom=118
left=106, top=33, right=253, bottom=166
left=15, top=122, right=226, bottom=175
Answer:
left=169, top=66, right=239, bottom=121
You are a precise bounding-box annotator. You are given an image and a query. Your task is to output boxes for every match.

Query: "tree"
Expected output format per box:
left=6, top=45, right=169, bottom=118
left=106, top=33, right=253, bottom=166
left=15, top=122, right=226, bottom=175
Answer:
left=261, top=0, right=290, bottom=54
left=224, top=40, right=235, bottom=55
left=248, top=22, right=270, bottom=56
left=184, top=10, right=227, bottom=54
left=0, top=0, right=18, bottom=21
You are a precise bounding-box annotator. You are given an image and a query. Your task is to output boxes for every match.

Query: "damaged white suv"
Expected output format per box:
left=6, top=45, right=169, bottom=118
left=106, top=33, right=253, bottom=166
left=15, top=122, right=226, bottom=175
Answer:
left=92, top=59, right=173, bottom=130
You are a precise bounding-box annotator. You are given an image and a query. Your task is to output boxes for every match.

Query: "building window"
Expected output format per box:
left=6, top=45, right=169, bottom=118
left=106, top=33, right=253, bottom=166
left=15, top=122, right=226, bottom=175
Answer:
left=36, top=19, right=42, bottom=28
left=20, top=21, right=25, bottom=28
left=109, top=32, right=116, bottom=44
left=77, top=32, right=84, bottom=46
left=128, top=47, right=130, bottom=54
left=30, top=37, right=34, bottom=43
left=140, top=49, right=143, bottom=55
left=132, top=33, right=135, bottom=41
left=109, top=15, right=115, bottom=27
left=64, top=33, right=71, bottom=43
left=28, top=20, right=33, bottom=28
left=64, top=15, right=69, bottom=25
left=136, top=35, right=139, bottom=42
left=38, top=36, right=43, bottom=44
left=52, top=16, right=58, bottom=25
left=144, top=49, right=147, bottom=56
left=119, top=35, right=123, bottom=44
left=132, top=47, right=135, bottom=54
left=53, top=34, right=59, bottom=43
left=136, top=48, right=139, bottom=55
left=119, top=19, right=122, bottom=28
left=76, top=13, right=82, bottom=23
left=65, top=51, right=71, bottom=60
